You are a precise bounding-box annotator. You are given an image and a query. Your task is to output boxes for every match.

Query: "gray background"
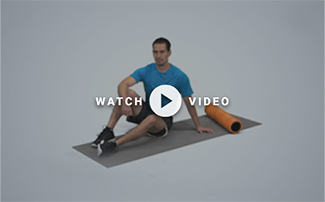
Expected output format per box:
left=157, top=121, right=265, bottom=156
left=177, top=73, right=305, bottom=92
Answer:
left=1, top=1, right=324, bottom=201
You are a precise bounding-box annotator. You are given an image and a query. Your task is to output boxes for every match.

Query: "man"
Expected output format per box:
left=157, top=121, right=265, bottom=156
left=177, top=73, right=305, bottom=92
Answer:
left=93, top=37, right=213, bottom=156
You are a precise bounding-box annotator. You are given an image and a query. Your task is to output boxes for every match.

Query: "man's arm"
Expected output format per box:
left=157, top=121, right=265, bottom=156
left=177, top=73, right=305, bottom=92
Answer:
left=118, top=76, right=137, bottom=116
left=183, top=95, right=213, bottom=134
left=118, top=76, right=137, bottom=97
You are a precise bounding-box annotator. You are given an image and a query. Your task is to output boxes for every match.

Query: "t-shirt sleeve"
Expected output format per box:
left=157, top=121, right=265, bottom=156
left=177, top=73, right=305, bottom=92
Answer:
left=130, top=66, right=146, bottom=83
left=178, top=74, right=193, bottom=98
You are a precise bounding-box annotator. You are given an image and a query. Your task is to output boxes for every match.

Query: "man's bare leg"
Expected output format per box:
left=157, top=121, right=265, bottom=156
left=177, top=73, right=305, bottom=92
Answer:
left=97, top=110, right=167, bottom=156
left=93, top=89, right=144, bottom=147
left=106, top=89, right=142, bottom=129
left=115, top=114, right=167, bottom=146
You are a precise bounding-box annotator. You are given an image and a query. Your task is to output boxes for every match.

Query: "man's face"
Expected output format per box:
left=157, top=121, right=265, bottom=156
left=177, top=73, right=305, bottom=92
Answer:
left=152, top=43, right=171, bottom=67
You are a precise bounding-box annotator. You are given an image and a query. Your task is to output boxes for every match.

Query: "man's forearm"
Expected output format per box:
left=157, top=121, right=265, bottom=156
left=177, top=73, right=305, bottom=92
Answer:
left=117, top=82, right=129, bottom=100
left=187, top=104, right=201, bottom=128
left=184, top=96, right=214, bottom=134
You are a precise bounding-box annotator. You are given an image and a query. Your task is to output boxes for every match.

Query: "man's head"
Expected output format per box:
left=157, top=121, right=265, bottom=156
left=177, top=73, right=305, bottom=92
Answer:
left=152, top=37, right=171, bottom=67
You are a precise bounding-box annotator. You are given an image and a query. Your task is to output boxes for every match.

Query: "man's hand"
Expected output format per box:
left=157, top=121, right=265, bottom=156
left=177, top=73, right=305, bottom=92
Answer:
left=183, top=96, right=214, bottom=134
left=121, top=105, right=133, bottom=116
left=196, top=126, right=213, bottom=134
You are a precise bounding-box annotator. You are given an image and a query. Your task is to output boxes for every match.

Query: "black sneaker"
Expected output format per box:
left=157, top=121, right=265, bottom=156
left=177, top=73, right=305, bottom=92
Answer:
left=97, top=140, right=117, bottom=156
left=91, top=126, right=115, bottom=148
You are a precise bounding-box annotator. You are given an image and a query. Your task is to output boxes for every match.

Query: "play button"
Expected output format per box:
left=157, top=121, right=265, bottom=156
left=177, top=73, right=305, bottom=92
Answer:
left=149, top=85, right=182, bottom=117
left=161, top=94, right=172, bottom=108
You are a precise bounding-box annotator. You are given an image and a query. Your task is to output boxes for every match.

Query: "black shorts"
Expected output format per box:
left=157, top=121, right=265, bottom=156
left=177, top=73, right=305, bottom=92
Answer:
left=126, top=101, right=173, bottom=138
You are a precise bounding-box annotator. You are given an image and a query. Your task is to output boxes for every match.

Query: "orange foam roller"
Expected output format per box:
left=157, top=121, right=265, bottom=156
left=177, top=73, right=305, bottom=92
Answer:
left=205, top=103, right=242, bottom=134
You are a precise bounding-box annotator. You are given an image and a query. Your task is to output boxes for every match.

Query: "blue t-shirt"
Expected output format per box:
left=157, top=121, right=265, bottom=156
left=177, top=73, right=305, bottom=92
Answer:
left=130, top=63, right=193, bottom=108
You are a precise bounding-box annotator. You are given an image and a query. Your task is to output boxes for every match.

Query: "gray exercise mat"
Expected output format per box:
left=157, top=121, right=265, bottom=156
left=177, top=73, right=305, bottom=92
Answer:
left=73, top=115, right=261, bottom=168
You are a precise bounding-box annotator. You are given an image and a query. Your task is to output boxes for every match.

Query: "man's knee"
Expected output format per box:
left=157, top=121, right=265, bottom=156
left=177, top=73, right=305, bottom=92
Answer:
left=127, top=89, right=137, bottom=98
left=125, top=89, right=143, bottom=111
left=142, top=115, right=157, bottom=127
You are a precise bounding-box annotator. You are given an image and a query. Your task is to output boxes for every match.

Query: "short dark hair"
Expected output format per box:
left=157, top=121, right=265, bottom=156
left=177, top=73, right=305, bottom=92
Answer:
left=152, top=37, right=171, bottom=51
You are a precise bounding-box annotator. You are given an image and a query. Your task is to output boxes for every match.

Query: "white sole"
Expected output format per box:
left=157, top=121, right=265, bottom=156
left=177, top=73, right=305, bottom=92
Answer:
left=97, top=144, right=103, bottom=156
